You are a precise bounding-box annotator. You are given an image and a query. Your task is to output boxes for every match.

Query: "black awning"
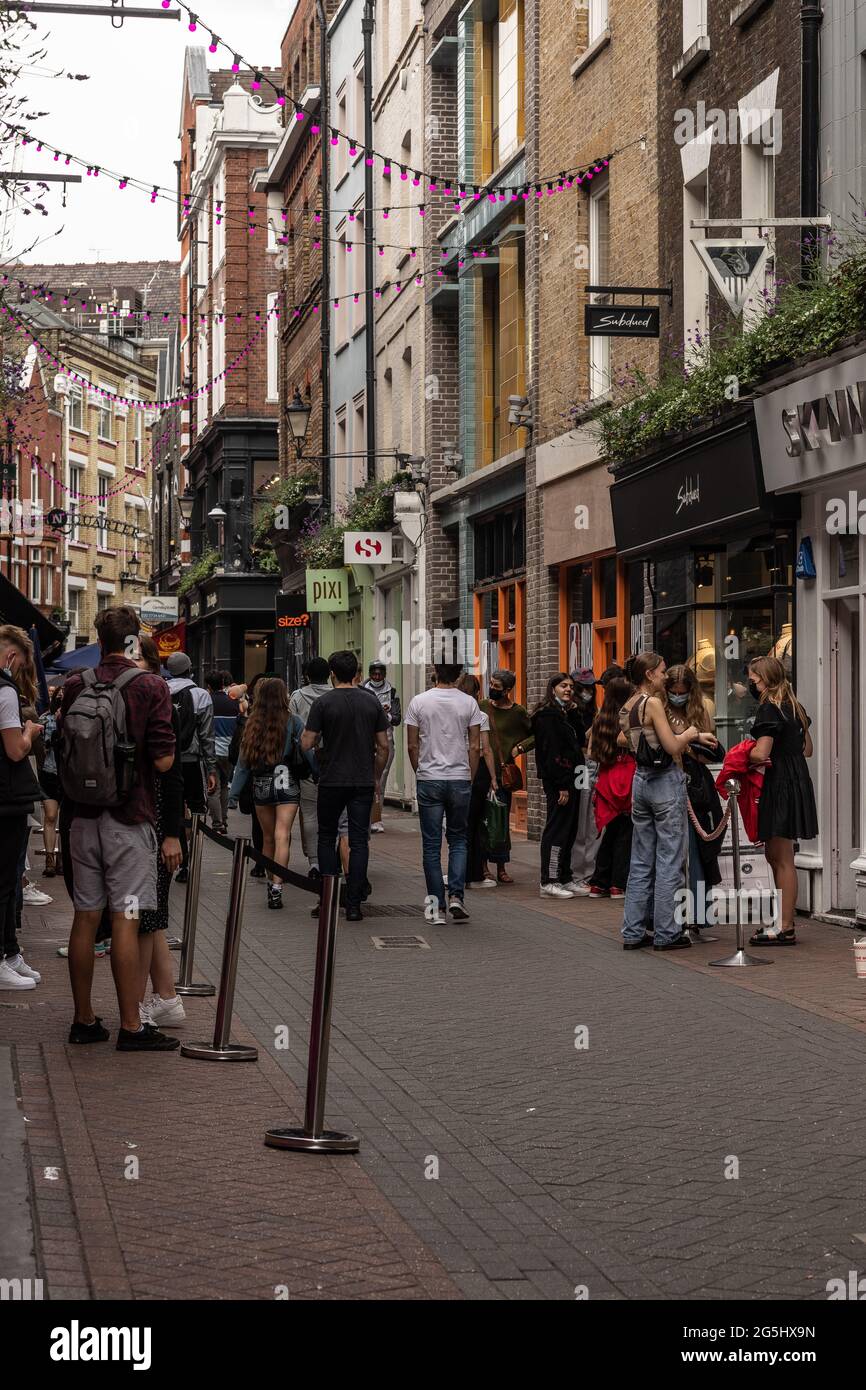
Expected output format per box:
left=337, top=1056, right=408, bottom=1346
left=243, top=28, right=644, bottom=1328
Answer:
left=0, top=571, right=66, bottom=660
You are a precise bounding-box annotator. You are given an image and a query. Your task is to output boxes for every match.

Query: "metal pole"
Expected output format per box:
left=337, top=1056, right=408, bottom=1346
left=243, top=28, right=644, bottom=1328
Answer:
left=362, top=0, right=376, bottom=482
left=181, top=837, right=258, bottom=1060
left=264, top=873, right=359, bottom=1152
left=800, top=0, right=823, bottom=281
left=175, top=813, right=214, bottom=996
left=315, top=0, right=331, bottom=515
left=710, top=780, right=772, bottom=968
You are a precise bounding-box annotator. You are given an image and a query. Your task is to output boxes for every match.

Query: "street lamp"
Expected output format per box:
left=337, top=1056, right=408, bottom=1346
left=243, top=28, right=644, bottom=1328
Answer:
left=285, top=390, right=312, bottom=456
left=208, top=504, right=227, bottom=555
left=177, top=487, right=195, bottom=527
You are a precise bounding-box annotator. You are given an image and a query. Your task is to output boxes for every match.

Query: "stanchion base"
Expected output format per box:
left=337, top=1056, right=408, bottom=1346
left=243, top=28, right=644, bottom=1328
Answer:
left=167, top=937, right=182, bottom=951
left=709, top=949, right=773, bottom=968
left=176, top=982, right=216, bottom=997
left=686, top=929, right=720, bottom=944
left=264, top=1127, right=359, bottom=1154
left=180, top=1041, right=259, bottom=1061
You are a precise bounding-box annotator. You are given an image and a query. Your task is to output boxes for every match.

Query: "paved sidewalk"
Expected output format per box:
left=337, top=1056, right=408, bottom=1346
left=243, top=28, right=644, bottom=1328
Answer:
left=4, top=807, right=866, bottom=1301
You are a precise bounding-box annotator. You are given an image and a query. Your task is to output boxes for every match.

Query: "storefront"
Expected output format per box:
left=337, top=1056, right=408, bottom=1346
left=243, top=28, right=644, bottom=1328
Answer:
left=182, top=573, right=279, bottom=683
left=610, top=413, right=799, bottom=747
left=754, top=345, right=866, bottom=923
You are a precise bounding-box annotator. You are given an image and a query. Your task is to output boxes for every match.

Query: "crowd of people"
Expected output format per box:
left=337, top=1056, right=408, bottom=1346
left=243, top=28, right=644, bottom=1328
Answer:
left=0, top=604, right=818, bottom=1048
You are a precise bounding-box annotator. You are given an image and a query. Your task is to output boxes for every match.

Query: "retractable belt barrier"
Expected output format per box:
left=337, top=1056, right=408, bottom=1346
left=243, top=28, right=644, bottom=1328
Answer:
left=709, top=779, right=773, bottom=970
left=174, top=814, right=359, bottom=1152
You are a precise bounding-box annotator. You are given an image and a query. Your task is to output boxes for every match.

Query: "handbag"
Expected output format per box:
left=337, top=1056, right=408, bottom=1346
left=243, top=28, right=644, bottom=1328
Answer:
left=489, top=713, right=523, bottom=791
left=630, top=696, right=673, bottom=773
left=481, top=789, right=509, bottom=854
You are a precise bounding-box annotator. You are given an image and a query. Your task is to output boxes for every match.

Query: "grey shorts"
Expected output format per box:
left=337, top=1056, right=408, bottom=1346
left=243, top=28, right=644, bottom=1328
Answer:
left=70, top=812, right=158, bottom=915
left=337, top=808, right=371, bottom=840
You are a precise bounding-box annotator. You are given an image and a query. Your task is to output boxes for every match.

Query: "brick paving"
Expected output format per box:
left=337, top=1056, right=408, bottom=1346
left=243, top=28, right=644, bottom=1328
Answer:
left=4, top=807, right=866, bottom=1301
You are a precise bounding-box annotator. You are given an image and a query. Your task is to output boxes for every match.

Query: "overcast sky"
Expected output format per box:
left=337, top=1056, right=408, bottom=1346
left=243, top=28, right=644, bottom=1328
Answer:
left=13, top=0, right=292, bottom=266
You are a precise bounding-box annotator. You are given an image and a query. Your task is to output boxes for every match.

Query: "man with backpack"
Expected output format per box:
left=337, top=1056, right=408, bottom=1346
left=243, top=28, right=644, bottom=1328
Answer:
left=58, top=606, right=179, bottom=1051
left=204, top=670, right=239, bottom=834
left=165, top=652, right=216, bottom=881
left=288, top=657, right=332, bottom=879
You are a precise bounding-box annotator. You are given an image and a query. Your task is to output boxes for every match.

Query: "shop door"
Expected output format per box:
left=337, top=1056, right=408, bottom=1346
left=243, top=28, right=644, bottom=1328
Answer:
left=828, top=596, right=859, bottom=909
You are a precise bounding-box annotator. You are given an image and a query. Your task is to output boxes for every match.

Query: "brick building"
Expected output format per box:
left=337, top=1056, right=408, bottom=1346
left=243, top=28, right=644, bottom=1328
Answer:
left=170, top=50, right=284, bottom=683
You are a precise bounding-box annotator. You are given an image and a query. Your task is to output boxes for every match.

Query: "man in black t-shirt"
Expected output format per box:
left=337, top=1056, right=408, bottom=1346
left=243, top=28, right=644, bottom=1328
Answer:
left=302, top=651, right=389, bottom=920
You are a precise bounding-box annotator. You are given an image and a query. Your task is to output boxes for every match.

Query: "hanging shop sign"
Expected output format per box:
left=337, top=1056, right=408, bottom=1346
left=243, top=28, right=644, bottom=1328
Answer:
left=275, top=592, right=312, bottom=628
left=754, top=350, right=866, bottom=493
left=343, top=530, right=393, bottom=564
left=140, top=594, right=179, bottom=626
left=584, top=304, right=660, bottom=338
left=305, top=568, right=350, bottom=612
left=155, top=621, right=185, bottom=658
left=692, top=240, right=769, bottom=317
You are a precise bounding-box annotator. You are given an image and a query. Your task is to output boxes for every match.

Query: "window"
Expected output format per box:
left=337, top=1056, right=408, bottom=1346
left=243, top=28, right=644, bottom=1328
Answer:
left=335, top=87, right=348, bottom=182
left=266, top=292, right=278, bottom=401
left=352, top=61, right=364, bottom=153
left=69, top=466, right=84, bottom=542
left=44, top=562, right=53, bottom=605
left=196, top=211, right=209, bottom=294
left=589, top=180, right=611, bottom=399
left=196, top=332, right=208, bottom=434
left=401, top=347, right=413, bottom=453
left=133, top=409, right=143, bottom=470
left=212, top=167, right=226, bottom=270
left=741, top=133, right=776, bottom=325
left=335, top=224, right=348, bottom=347
left=29, top=550, right=41, bottom=604
left=97, top=592, right=110, bottom=614
left=69, top=382, right=85, bottom=432
left=474, top=505, right=526, bottom=585
left=213, top=313, right=225, bottom=414
left=682, top=0, right=707, bottom=52
left=352, top=395, right=365, bottom=494
left=351, top=208, right=365, bottom=333
left=97, top=387, right=113, bottom=442
left=67, top=588, right=81, bottom=633
left=30, top=461, right=39, bottom=507
left=588, top=0, right=608, bottom=45
left=97, top=475, right=108, bottom=548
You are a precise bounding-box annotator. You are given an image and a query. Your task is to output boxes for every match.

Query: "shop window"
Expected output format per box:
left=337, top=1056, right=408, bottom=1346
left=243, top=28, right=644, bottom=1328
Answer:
left=828, top=535, right=860, bottom=590
left=654, top=555, right=689, bottom=609
left=474, top=505, right=525, bottom=585
left=628, top=561, right=647, bottom=654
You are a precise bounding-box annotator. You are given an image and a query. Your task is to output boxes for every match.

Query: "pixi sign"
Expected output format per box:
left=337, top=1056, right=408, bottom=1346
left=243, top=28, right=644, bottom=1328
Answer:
left=754, top=352, right=866, bottom=493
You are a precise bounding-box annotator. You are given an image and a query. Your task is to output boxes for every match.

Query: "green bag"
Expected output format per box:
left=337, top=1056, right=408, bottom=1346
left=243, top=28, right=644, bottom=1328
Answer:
left=481, top=790, right=509, bottom=855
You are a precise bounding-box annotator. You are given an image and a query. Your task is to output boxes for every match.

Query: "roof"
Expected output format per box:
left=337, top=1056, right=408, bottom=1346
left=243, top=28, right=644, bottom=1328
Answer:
left=12, top=261, right=180, bottom=336
left=209, top=67, right=283, bottom=105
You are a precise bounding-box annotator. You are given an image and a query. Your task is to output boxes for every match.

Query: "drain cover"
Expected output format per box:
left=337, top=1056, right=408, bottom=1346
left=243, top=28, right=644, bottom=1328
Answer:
left=370, top=935, right=430, bottom=950
left=362, top=904, right=425, bottom=918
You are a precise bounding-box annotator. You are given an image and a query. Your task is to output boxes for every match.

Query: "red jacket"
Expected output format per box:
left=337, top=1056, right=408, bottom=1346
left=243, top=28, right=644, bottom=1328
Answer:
left=714, top=740, right=767, bottom=846
left=594, top=755, right=635, bottom=832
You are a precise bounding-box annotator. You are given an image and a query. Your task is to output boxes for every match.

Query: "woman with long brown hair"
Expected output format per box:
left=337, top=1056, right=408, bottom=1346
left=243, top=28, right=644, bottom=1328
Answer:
left=586, top=675, right=634, bottom=898
left=664, top=664, right=723, bottom=931
left=0, top=625, right=44, bottom=990
left=746, top=655, right=817, bottom=945
left=229, top=676, right=305, bottom=909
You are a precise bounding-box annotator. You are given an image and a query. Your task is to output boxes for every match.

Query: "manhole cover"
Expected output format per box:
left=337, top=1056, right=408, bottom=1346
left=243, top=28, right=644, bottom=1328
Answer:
left=370, top=935, right=430, bottom=950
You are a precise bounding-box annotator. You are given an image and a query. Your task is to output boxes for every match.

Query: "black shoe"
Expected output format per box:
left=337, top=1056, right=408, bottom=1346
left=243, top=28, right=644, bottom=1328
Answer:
left=267, top=887, right=284, bottom=910
left=623, top=934, right=653, bottom=951
left=175, top=867, right=189, bottom=883
left=116, top=1023, right=180, bottom=1052
left=250, top=864, right=267, bottom=879
left=654, top=933, right=692, bottom=951
left=307, top=866, right=322, bottom=884
left=310, top=902, right=321, bottom=918
left=345, top=906, right=363, bottom=922
left=68, top=1016, right=109, bottom=1044
left=361, top=878, right=372, bottom=902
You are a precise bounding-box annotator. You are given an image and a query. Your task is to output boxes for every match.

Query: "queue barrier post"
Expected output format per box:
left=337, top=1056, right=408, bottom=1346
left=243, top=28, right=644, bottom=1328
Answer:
left=180, top=835, right=259, bottom=1061
left=710, top=779, right=773, bottom=969
left=175, top=813, right=215, bottom=997
left=264, top=872, right=359, bottom=1153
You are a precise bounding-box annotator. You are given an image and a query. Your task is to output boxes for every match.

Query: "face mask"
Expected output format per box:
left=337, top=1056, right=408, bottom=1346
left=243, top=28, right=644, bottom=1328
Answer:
left=369, top=676, right=385, bottom=687
left=554, top=694, right=570, bottom=707
left=489, top=688, right=504, bottom=700
left=668, top=693, right=689, bottom=708
left=748, top=679, right=761, bottom=701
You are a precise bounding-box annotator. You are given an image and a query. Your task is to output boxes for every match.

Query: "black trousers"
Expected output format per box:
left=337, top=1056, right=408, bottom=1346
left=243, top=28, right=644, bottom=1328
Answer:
left=317, top=784, right=373, bottom=908
left=1, top=815, right=30, bottom=958
left=590, top=814, right=633, bottom=892
left=539, top=784, right=579, bottom=885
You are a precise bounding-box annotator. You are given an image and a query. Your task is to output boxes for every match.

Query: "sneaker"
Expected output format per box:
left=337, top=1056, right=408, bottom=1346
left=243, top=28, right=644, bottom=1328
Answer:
left=477, top=877, right=498, bottom=889
left=654, top=933, right=692, bottom=951
left=116, top=1023, right=180, bottom=1052
left=147, top=994, right=186, bottom=1027
left=6, top=953, right=41, bottom=983
left=448, top=896, right=469, bottom=921
left=370, top=822, right=385, bottom=834
left=623, top=934, right=654, bottom=950
left=250, top=864, right=267, bottom=879
left=175, top=867, right=189, bottom=884
left=425, top=908, right=447, bottom=925
left=267, top=886, right=284, bottom=911
left=589, top=885, right=608, bottom=898
left=345, top=906, right=363, bottom=922
left=0, top=959, right=36, bottom=991
left=562, top=881, right=592, bottom=896
left=610, top=887, right=625, bottom=899
left=58, top=940, right=111, bottom=959
left=138, top=996, right=156, bottom=1026
left=22, top=883, right=52, bottom=906
left=540, top=883, right=575, bottom=899
left=69, top=1016, right=109, bottom=1044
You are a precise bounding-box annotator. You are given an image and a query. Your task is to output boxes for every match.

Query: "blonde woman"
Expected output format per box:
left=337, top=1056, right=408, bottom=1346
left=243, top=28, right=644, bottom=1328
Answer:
left=0, top=626, right=44, bottom=990
left=747, top=655, right=817, bottom=946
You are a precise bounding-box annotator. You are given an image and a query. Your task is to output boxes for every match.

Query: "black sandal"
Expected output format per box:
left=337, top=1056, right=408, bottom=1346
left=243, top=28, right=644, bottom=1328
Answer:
left=749, top=927, right=797, bottom=946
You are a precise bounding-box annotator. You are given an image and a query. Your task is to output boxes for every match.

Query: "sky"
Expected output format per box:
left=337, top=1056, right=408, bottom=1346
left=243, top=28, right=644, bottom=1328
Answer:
left=10, top=0, right=293, bottom=266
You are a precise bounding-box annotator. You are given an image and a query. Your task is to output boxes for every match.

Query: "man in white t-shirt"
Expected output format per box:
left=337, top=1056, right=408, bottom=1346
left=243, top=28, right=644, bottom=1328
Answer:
left=405, top=663, right=482, bottom=925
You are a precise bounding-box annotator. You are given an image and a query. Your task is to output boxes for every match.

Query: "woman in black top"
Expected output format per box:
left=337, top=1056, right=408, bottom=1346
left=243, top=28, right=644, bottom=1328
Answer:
left=0, top=625, right=45, bottom=991
left=747, top=655, right=817, bottom=946
left=531, top=674, right=585, bottom=899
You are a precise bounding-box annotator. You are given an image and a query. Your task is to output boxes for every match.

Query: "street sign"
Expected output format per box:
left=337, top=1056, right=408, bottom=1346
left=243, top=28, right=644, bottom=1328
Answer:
left=343, top=530, right=393, bottom=564
left=306, top=568, right=350, bottom=611
left=276, top=592, right=312, bottom=629
left=693, top=239, right=769, bottom=317
left=140, top=594, right=179, bottom=626
left=584, top=304, right=660, bottom=338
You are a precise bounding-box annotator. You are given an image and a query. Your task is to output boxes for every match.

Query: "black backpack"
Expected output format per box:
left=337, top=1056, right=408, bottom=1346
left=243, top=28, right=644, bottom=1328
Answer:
left=171, top=686, right=197, bottom=755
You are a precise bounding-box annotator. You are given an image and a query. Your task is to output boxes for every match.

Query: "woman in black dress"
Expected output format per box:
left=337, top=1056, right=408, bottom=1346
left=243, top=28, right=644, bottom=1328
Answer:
left=747, top=655, right=817, bottom=946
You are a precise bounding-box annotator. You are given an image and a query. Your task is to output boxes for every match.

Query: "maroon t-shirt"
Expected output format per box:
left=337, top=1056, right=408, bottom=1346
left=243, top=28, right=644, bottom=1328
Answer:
left=59, top=654, right=176, bottom=826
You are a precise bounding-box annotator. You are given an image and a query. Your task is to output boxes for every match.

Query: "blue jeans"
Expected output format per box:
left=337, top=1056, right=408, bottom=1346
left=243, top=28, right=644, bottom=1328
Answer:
left=416, top=779, right=471, bottom=909
left=622, top=767, right=687, bottom=946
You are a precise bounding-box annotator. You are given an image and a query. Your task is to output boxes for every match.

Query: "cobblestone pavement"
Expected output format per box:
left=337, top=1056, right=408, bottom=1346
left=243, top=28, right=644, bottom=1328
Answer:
left=4, top=806, right=866, bottom=1301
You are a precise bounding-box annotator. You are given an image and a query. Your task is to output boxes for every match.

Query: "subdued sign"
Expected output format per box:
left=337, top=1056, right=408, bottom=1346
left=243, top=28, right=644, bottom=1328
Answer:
left=155, top=621, right=185, bottom=659
left=343, top=530, right=393, bottom=564
left=306, top=568, right=350, bottom=612
left=140, top=594, right=179, bottom=626
left=276, top=592, right=312, bottom=629
left=692, top=239, right=769, bottom=317
left=584, top=304, right=660, bottom=338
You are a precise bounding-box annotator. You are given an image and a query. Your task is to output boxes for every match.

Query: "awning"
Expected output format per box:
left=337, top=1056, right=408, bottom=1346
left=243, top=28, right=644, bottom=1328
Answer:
left=0, top=571, right=66, bottom=660
left=49, top=642, right=100, bottom=671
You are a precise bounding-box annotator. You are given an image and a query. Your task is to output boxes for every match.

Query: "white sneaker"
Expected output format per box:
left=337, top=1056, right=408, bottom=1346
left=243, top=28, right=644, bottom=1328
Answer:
left=147, top=994, right=186, bottom=1027
left=448, top=896, right=469, bottom=921
left=477, top=877, right=498, bottom=889
left=561, top=881, right=592, bottom=896
left=6, top=954, right=41, bottom=983
left=370, top=822, right=385, bottom=834
left=540, top=883, right=575, bottom=899
left=0, top=959, right=36, bottom=990
left=22, top=883, right=53, bottom=906
left=424, top=903, right=447, bottom=925
left=139, top=996, right=156, bottom=1025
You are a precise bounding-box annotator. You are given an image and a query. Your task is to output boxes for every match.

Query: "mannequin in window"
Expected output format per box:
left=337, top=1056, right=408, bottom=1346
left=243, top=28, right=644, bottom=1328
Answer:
left=771, top=623, right=793, bottom=678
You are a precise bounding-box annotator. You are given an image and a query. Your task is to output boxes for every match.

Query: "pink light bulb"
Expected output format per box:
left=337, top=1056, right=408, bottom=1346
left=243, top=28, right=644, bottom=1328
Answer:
left=209, top=39, right=218, bottom=53
left=232, top=57, right=240, bottom=72
left=295, top=109, right=304, bottom=119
